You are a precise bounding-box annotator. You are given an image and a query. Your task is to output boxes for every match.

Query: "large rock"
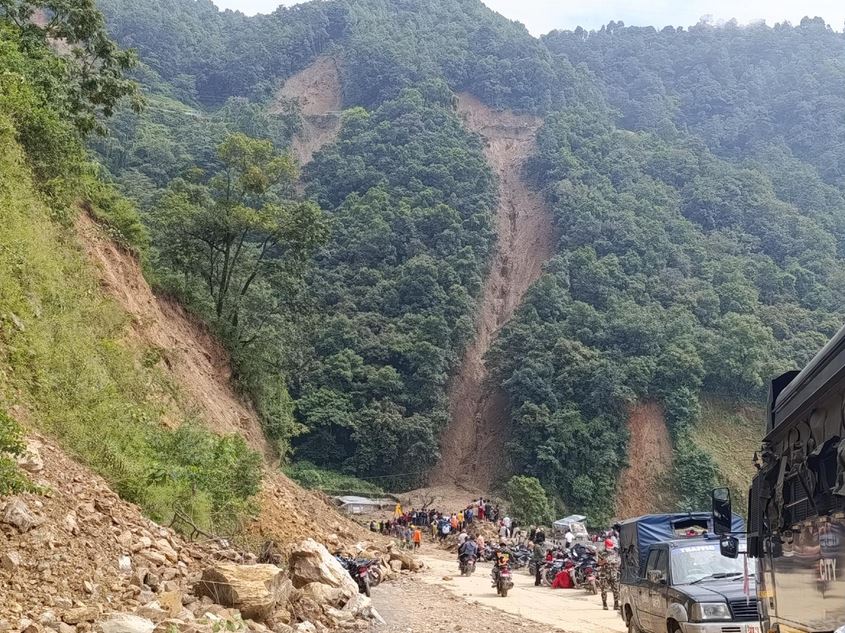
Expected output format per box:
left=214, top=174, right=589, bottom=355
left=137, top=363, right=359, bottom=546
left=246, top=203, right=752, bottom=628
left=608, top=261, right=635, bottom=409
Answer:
left=2, top=499, right=42, bottom=533
left=387, top=549, right=422, bottom=572
left=297, top=583, right=344, bottom=607
left=16, top=440, right=44, bottom=473
left=288, top=540, right=357, bottom=599
left=195, top=563, right=291, bottom=621
left=98, top=615, right=155, bottom=633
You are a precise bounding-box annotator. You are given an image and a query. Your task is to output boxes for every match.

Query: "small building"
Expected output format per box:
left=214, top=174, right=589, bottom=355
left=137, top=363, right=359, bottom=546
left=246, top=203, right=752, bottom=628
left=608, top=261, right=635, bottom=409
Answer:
left=333, top=495, right=394, bottom=515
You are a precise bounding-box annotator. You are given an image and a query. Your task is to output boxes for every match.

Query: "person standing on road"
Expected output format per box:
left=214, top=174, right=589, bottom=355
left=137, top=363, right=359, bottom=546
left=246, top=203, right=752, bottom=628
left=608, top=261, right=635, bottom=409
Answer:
left=597, top=539, right=621, bottom=611
left=413, top=526, right=422, bottom=550
left=531, top=540, right=544, bottom=586
left=564, top=528, right=574, bottom=550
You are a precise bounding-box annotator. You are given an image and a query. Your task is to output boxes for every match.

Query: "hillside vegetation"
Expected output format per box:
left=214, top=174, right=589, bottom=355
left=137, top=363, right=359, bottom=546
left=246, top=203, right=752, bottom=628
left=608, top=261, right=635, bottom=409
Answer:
left=0, top=10, right=261, bottom=534
left=83, top=0, right=845, bottom=522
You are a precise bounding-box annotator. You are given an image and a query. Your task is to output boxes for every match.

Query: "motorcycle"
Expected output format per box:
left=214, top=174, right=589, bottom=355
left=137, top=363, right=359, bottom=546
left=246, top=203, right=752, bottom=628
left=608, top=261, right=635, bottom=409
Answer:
left=543, top=559, right=567, bottom=586
left=507, top=547, right=530, bottom=570
left=496, top=563, right=513, bottom=597
left=459, top=555, right=476, bottom=576
left=579, top=561, right=597, bottom=594
left=336, top=556, right=375, bottom=597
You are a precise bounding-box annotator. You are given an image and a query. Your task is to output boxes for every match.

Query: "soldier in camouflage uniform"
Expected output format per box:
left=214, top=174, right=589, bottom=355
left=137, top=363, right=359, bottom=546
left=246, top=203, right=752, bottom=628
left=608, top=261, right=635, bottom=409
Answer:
left=597, top=539, right=620, bottom=611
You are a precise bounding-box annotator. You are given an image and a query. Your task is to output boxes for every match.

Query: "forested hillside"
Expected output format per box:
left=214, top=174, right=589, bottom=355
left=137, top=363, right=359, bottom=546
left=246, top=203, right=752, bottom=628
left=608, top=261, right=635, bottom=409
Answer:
left=89, top=0, right=845, bottom=522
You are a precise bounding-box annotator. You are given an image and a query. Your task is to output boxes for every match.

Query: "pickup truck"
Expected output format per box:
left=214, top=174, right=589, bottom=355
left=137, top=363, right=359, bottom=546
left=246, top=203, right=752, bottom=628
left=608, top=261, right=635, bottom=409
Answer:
left=619, top=513, right=758, bottom=633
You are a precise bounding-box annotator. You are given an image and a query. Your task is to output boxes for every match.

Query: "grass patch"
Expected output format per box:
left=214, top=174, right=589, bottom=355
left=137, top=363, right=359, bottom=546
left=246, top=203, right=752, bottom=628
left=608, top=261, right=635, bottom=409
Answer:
left=285, top=461, right=386, bottom=496
left=692, top=397, right=763, bottom=512
left=0, top=116, right=260, bottom=535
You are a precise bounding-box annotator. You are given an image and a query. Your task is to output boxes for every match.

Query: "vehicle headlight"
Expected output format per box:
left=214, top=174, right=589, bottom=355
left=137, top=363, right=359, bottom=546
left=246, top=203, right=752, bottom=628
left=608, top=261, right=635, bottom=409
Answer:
left=690, top=603, right=731, bottom=621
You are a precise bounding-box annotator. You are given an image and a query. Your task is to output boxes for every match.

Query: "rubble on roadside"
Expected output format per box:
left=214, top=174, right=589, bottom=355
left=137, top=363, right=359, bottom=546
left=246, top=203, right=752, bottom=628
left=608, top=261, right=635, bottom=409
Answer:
left=1, top=436, right=425, bottom=633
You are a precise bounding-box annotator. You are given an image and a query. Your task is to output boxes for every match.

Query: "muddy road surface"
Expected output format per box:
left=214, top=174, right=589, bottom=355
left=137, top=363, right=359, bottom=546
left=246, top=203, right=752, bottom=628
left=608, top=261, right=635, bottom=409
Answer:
left=372, top=547, right=625, bottom=633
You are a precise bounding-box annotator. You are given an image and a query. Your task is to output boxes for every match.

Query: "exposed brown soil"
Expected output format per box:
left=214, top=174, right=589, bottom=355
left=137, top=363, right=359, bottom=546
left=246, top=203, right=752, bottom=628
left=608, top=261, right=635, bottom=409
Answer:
left=614, top=401, right=675, bottom=519
left=433, top=94, right=556, bottom=489
left=75, top=212, right=271, bottom=459
left=272, top=56, right=343, bottom=166
left=75, top=213, right=369, bottom=548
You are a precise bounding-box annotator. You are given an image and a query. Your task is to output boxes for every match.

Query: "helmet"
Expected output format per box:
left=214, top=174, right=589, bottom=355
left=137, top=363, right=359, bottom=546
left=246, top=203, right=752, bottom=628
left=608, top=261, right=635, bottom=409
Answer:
left=604, top=538, right=615, bottom=550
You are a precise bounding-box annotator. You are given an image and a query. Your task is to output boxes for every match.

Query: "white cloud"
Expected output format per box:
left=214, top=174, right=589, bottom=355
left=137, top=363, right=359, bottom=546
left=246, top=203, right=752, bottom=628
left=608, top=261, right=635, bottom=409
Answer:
left=212, top=0, right=845, bottom=36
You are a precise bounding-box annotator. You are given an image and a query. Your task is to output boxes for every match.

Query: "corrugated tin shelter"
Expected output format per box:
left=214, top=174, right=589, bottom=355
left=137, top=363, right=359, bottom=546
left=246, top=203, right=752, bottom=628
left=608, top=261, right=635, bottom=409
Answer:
left=333, top=495, right=394, bottom=514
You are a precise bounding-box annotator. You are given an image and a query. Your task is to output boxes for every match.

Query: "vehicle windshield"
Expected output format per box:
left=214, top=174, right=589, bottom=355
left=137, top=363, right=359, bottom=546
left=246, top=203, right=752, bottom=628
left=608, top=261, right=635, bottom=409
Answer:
left=670, top=543, right=745, bottom=584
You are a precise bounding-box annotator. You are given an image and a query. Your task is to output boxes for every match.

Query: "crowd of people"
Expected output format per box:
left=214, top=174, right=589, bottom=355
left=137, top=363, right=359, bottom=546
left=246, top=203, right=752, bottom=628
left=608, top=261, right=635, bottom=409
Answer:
left=365, top=497, right=622, bottom=611
left=367, top=497, right=512, bottom=544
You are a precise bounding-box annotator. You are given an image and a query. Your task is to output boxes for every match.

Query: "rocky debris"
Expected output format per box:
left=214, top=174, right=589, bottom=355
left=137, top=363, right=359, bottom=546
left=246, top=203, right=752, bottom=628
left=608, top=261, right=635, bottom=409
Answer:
left=0, top=433, right=393, bottom=633
left=2, top=499, right=43, bottom=533
left=195, top=564, right=292, bottom=621
left=16, top=439, right=44, bottom=473
left=98, top=614, right=156, bottom=633
left=1, top=551, right=21, bottom=571
left=288, top=540, right=357, bottom=598
left=62, top=607, right=100, bottom=624
left=386, top=546, right=423, bottom=572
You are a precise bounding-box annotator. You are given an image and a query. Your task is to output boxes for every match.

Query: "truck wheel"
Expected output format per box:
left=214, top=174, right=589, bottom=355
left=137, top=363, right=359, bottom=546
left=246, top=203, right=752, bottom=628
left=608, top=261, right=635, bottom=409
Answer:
left=627, top=617, right=640, bottom=633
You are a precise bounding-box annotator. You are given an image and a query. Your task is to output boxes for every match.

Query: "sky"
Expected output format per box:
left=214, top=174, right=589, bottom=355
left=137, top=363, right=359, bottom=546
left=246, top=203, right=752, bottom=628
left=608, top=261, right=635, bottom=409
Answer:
left=212, top=0, right=845, bottom=35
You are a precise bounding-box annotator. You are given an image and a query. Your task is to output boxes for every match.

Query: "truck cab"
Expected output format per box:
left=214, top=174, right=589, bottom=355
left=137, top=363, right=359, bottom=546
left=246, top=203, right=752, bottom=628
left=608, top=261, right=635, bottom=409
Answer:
left=624, top=538, right=759, bottom=633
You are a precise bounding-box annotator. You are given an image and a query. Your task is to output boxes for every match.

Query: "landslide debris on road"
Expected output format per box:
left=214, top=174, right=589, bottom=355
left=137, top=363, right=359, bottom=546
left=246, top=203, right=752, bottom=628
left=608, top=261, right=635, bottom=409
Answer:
left=272, top=56, right=343, bottom=166
left=433, top=94, right=556, bottom=489
left=0, top=436, right=406, bottom=633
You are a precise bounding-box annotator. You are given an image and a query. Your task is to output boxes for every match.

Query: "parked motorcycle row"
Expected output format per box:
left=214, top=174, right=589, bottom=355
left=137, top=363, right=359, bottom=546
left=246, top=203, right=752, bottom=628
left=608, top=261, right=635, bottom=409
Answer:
left=459, top=542, right=599, bottom=598
left=530, top=543, right=598, bottom=593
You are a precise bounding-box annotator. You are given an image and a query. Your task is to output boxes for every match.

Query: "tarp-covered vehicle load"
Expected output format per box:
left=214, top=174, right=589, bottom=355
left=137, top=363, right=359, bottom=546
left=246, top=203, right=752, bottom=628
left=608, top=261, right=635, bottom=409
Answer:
left=618, top=512, right=745, bottom=583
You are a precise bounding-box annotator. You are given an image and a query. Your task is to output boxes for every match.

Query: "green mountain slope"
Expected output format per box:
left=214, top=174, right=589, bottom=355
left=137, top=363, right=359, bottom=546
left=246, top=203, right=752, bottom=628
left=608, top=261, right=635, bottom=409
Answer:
left=90, top=0, right=845, bottom=519
left=0, top=17, right=260, bottom=531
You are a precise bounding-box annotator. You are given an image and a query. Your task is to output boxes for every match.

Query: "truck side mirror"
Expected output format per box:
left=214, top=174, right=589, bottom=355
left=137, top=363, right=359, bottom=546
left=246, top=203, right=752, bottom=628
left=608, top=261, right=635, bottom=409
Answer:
left=720, top=536, right=739, bottom=559
left=711, top=487, right=732, bottom=535
left=647, top=569, right=665, bottom=584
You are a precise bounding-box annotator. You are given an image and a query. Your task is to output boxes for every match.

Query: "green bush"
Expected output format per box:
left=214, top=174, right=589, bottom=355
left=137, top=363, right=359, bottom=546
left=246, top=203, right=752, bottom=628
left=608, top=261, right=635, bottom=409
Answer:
left=504, top=475, right=551, bottom=526
left=0, top=117, right=260, bottom=534
left=0, top=410, right=34, bottom=495
left=285, top=461, right=385, bottom=495
left=673, top=432, right=719, bottom=512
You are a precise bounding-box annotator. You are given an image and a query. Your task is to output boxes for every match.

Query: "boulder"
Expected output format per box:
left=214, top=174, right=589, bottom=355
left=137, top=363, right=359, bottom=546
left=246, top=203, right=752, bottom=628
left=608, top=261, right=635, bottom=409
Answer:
left=388, top=560, right=402, bottom=573
left=17, top=440, right=44, bottom=473
left=98, top=615, right=155, bottom=633
left=2, top=499, right=42, bottom=533
left=195, top=563, right=290, bottom=621
left=1, top=550, right=21, bottom=571
left=62, top=608, right=99, bottom=625
left=296, top=583, right=344, bottom=608
left=288, top=540, right=357, bottom=598
left=388, top=550, right=421, bottom=571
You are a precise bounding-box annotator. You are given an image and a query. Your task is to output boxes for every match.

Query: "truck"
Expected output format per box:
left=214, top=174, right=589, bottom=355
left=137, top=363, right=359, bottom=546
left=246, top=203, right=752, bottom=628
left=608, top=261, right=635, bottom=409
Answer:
left=619, top=512, right=759, bottom=633
left=715, top=324, right=845, bottom=633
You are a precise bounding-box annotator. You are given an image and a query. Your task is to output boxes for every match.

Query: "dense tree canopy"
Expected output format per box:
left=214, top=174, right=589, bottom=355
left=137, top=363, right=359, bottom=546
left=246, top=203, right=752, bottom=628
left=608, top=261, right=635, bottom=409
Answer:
left=92, top=0, right=845, bottom=515
left=292, top=86, right=495, bottom=485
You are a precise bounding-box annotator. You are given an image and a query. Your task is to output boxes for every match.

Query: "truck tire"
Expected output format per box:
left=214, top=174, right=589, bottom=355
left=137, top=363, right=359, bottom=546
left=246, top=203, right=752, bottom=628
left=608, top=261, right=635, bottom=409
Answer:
left=627, top=616, right=641, bottom=633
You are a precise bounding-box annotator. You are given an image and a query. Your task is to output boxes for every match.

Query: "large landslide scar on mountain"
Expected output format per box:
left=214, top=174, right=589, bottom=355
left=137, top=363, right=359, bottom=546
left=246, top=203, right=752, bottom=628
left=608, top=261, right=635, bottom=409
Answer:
left=615, top=401, right=674, bottom=517
left=272, top=56, right=342, bottom=166
left=432, top=94, right=556, bottom=490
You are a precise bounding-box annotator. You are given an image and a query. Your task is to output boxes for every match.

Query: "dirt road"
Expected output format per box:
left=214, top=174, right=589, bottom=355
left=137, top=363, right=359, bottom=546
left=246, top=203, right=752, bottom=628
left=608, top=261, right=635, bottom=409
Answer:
left=373, top=547, right=625, bottom=633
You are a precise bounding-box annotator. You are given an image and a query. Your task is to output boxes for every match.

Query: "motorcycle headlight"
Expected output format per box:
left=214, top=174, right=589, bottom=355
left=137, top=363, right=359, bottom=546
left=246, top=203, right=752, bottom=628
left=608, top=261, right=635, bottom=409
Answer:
left=690, top=603, right=731, bottom=621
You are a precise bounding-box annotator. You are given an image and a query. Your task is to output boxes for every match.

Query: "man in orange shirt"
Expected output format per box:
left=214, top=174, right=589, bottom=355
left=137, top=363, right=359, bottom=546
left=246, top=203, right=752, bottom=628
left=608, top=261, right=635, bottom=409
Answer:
left=412, top=526, right=422, bottom=550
